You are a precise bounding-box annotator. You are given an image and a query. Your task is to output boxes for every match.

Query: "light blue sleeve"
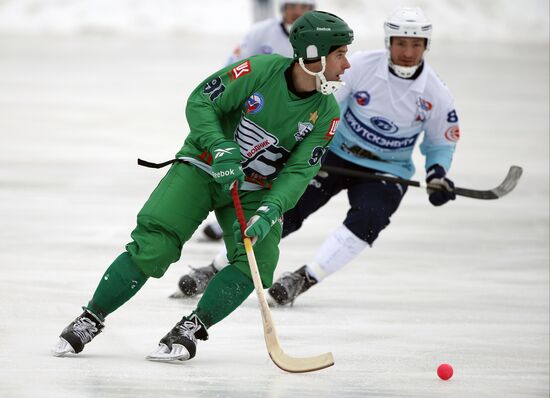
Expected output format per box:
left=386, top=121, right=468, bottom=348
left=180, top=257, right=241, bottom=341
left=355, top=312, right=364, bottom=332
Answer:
left=419, top=95, right=459, bottom=174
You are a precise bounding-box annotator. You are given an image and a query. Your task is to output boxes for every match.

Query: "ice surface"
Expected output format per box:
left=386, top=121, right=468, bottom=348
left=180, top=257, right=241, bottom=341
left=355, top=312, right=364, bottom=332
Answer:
left=0, top=11, right=548, bottom=398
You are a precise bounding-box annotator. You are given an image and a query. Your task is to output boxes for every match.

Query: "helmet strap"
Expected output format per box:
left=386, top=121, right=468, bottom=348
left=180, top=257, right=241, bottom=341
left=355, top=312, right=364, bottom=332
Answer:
left=298, top=57, right=344, bottom=95
left=283, top=23, right=292, bottom=34
left=387, top=54, right=423, bottom=79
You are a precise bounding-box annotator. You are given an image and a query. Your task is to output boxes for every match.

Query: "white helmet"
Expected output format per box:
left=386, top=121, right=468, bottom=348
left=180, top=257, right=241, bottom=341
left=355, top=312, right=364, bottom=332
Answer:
left=384, top=7, right=432, bottom=78
left=384, top=6, right=432, bottom=50
left=280, top=0, right=316, bottom=9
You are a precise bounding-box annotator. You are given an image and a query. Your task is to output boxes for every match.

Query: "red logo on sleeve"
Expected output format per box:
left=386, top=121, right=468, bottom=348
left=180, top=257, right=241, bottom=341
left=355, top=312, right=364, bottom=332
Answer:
left=229, top=60, right=251, bottom=80
left=324, top=118, right=340, bottom=140
left=444, top=125, right=460, bottom=142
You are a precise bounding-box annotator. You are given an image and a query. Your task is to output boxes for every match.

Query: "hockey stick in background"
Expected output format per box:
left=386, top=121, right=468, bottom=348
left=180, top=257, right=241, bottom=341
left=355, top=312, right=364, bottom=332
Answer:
left=231, top=183, right=335, bottom=373
left=321, top=165, right=523, bottom=200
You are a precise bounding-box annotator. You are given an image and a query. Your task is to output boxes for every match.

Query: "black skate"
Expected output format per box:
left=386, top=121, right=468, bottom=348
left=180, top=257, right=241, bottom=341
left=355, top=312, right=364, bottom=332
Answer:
left=171, top=263, right=218, bottom=298
left=146, top=313, right=208, bottom=362
left=52, top=310, right=104, bottom=356
left=202, top=222, right=223, bottom=241
left=268, top=265, right=318, bottom=306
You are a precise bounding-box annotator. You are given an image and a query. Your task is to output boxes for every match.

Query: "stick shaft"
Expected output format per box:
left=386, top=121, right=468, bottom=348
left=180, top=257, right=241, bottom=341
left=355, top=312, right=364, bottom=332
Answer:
left=230, top=183, right=334, bottom=372
left=321, top=165, right=522, bottom=200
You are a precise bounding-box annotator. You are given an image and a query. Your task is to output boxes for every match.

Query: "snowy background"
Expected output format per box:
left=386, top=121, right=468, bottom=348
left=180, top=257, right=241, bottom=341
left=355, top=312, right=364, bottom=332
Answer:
left=0, top=0, right=548, bottom=42
left=0, top=1, right=548, bottom=397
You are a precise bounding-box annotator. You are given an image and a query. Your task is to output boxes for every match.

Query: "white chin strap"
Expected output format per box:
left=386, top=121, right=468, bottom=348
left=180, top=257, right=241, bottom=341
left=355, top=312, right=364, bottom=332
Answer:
left=298, top=57, right=345, bottom=95
left=388, top=54, right=424, bottom=79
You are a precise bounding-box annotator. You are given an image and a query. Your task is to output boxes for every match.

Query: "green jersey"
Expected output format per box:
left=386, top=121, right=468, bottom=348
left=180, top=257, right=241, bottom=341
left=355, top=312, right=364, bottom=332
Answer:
left=177, top=54, right=341, bottom=213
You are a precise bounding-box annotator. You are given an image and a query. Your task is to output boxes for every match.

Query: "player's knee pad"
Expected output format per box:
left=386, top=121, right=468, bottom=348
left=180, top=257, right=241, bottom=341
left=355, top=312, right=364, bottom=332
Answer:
left=282, top=210, right=304, bottom=237
left=344, top=207, right=391, bottom=245
left=127, top=216, right=182, bottom=278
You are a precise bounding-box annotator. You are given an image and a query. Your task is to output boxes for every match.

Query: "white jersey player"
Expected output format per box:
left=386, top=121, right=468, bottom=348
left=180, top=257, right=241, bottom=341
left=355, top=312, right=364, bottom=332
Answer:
left=330, top=47, right=458, bottom=179
left=181, top=6, right=460, bottom=305
left=227, top=1, right=316, bottom=64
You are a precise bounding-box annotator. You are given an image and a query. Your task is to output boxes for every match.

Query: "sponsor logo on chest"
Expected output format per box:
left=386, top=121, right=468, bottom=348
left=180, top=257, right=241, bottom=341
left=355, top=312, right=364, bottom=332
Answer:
left=235, top=116, right=280, bottom=158
left=344, top=108, right=418, bottom=150
left=370, top=116, right=398, bottom=134
left=234, top=115, right=291, bottom=181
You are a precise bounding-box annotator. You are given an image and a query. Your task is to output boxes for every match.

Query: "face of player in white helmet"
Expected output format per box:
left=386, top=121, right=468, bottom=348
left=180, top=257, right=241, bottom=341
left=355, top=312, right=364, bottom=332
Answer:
left=389, top=37, right=427, bottom=68
left=282, top=3, right=315, bottom=26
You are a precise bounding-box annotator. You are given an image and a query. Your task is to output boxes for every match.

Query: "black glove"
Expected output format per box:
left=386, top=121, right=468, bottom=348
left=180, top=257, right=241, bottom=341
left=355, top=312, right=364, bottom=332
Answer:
left=426, top=164, right=456, bottom=206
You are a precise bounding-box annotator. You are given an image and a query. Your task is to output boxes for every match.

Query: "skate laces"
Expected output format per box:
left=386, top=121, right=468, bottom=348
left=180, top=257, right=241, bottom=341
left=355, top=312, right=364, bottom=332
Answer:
left=278, top=272, right=306, bottom=306
left=71, top=317, right=99, bottom=344
left=280, top=271, right=306, bottom=290
left=274, top=267, right=318, bottom=305
left=176, top=316, right=203, bottom=343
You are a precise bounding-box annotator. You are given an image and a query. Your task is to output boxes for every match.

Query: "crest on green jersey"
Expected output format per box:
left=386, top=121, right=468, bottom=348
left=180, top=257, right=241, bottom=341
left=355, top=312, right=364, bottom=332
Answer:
left=294, top=122, right=314, bottom=142
left=245, top=92, right=264, bottom=114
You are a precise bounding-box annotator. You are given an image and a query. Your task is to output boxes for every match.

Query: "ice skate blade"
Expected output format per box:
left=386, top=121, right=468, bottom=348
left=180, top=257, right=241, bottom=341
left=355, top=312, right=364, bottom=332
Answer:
left=146, top=344, right=191, bottom=362
left=168, top=291, right=185, bottom=299
left=168, top=291, right=200, bottom=300
left=266, top=296, right=281, bottom=307
left=51, top=338, right=75, bottom=357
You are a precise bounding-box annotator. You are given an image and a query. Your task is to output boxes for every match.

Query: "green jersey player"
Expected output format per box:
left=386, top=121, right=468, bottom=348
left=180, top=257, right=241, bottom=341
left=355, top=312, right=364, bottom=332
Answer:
left=52, top=10, right=354, bottom=362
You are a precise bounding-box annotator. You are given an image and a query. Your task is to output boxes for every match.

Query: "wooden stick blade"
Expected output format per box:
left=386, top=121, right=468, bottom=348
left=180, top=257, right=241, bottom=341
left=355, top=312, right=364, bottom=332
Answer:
left=243, top=238, right=334, bottom=373
left=268, top=346, right=334, bottom=373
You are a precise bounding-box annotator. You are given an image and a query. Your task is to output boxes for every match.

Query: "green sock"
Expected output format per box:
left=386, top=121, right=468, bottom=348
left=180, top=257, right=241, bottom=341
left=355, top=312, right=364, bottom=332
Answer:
left=87, top=252, right=149, bottom=321
left=195, top=265, right=254, bottom=328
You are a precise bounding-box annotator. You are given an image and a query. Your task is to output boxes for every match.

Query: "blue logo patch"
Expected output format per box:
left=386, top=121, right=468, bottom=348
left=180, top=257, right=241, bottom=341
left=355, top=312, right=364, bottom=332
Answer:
left=246, top=92, right=264, bottom=114
left=344, top=109, right=417, bottom=150
left=370, top=116, right=399, bottom=134
left=354, top=91, right=370, bottom=106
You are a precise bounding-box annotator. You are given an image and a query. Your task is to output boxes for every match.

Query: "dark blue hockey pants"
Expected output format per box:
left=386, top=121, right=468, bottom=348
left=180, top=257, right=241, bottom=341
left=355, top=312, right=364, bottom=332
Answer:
left=282, top=151, right=408, bottom=245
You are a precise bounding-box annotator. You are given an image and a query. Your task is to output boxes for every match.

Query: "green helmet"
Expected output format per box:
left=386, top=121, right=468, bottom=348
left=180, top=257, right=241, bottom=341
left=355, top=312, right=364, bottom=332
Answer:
left=290, top=10, right=354, bottom=61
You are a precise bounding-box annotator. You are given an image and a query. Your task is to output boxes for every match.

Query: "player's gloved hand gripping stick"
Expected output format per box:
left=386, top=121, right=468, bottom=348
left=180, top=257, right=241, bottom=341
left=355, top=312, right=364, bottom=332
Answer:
left=232, top=202, right=281, bottom=246
left=425, top=164, right=456, bottom=206
left=231, top=182, right=334, bottom=373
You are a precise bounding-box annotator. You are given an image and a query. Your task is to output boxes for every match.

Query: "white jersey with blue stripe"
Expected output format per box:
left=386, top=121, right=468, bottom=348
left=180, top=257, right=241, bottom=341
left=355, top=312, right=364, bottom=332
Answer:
left=227, top=18, right=292, bottom=64
left=331, top=50, right=460, bottom=179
